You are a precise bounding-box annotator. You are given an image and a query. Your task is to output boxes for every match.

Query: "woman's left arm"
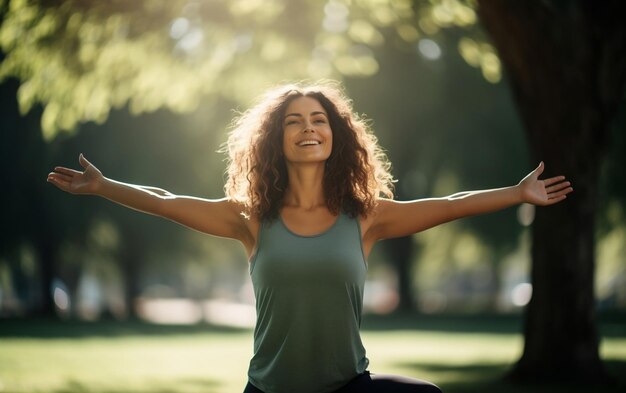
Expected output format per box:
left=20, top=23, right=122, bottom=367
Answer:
left=368, top=162, right=573, bottom=241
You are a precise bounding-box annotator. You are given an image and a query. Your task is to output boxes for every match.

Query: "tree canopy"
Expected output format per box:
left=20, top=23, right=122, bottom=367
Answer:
left=0, top=0, right=499, bottom=139
left=2, top=0, right=625, bottom=384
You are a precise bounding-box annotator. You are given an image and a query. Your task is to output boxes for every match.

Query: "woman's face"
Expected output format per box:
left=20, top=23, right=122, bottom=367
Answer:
left=282, top=96, right=333, bottom=165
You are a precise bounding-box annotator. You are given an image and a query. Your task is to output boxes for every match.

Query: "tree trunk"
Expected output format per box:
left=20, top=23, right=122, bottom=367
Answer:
left=384, top=236, right=416, bottom=312
left=477, top=0, right=626, bottom=383
left=383, top=180, right=419, bottom=313
left=2, top=75, right=59, bottom=317
left=32, top=122, right=58, bottom=318
left=119, top=226, right=144, bottom=320
left=34, top=232, right=57, bottom=317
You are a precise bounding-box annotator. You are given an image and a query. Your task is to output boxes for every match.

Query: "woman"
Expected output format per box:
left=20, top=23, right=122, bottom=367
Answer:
left=47, top=82, right=572, bottom=393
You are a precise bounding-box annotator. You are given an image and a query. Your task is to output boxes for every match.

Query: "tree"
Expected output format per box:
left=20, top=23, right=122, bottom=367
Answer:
left=346, top=29, right=529, bottom=312
left=2, top=0, right=625, bottom=384
left=476, top=0, right=626, bottom=383
left=0, top=0, right=330, bottom=139
left=0, top=0, right=322, bottom=317
left=0, top=78, right=57, bottom=316
left=0, top=0, right=433, bottom=316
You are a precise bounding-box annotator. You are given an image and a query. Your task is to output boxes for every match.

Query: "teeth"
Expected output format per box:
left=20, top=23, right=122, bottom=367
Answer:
left=298, top=140, right=321, bottom=146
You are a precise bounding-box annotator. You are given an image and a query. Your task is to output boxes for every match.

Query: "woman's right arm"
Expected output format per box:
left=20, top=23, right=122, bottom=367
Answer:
left=47, top=154, right=253, bottom=247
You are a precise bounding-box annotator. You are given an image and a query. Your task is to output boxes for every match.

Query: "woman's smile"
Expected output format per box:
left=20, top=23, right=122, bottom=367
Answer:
left=282, top=96, right=333, bottom=163
left=296, top=139, right=322, bottom=147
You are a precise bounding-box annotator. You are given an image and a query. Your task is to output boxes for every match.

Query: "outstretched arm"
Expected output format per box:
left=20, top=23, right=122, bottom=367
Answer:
left=47, top=154, right=254, bottom=249
left=367, top=162, right=572, bottom=241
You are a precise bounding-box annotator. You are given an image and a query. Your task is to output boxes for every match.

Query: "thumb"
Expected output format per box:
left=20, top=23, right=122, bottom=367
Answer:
left=533, top=161, right=544, bottom=178
left=79, top=153, right=92, bottom=169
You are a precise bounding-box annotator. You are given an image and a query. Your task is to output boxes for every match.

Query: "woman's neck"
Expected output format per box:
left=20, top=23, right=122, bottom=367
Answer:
left=284, top=163, right=326, bottom=210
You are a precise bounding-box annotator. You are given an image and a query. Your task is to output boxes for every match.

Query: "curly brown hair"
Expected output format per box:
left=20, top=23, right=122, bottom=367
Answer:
left=223, top=81, right=394, bottom=220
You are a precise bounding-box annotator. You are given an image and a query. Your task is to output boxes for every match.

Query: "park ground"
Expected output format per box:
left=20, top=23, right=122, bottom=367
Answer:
left=0, top=313, right=625, bottom=393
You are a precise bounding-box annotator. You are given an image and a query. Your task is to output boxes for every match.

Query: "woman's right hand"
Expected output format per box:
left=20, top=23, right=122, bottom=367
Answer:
left=47, top=153, right=104, bottom=195
left=47, top=153, right=258, bottom=255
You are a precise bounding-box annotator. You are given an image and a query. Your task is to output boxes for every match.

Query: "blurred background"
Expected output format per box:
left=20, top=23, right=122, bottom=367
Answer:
left=0, top=1, right=624, bottom=392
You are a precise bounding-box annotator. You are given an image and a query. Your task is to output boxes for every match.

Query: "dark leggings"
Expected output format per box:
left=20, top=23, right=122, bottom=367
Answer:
left=243, top=371, right=442, bottom=393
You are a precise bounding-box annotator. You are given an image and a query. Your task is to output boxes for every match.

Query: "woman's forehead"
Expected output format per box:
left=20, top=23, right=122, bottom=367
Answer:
left=285, top=96, right=326, bottom=115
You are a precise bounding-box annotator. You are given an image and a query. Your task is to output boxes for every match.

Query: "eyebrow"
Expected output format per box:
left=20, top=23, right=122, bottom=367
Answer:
left=284, top=111, right=328, bottom=119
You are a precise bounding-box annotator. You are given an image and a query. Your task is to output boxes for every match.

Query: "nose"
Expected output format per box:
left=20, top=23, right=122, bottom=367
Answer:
left=303, top=121, right=315, bottom=133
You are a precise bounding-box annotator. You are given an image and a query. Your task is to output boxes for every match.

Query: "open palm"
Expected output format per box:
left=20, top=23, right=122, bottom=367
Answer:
left=47, top=154, right=103, bottom=195
left=518, top=162, right=573, bottom=206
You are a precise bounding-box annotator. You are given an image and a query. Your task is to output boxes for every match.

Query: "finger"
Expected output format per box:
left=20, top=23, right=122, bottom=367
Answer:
left=546, top=181, right=570, bottom=193
left=548, top=187, right=573, bottom=199
left=79, top=153, right=92, bottom=169
left=533, top=161, right=545, bottom=178
left=545, top=195, right=567, bottom=205
left=543, top=175, right=566, bottom=187
left=47, top=175, right=71, bottom=191
left=54, top=166, right=82, bottom=176
left=46, top=172, right=70, bottom=182
left=49, top=172, right=73, bottom=182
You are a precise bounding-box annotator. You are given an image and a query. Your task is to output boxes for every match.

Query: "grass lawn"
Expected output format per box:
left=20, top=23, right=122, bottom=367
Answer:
left=0, top=314, right=624, bottom=393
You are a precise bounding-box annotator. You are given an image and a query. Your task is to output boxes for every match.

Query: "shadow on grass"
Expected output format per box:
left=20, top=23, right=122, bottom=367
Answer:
left=1, top=312, right=624, bottom=339
left=398, top=360, right=626, bottom=393
left=52, top=377, right=222, bottom=393
left=0, top=318, right=250, bottom=339
left=362, top=312, right=626, bottom=338
left=362, top=313, right=524, bottom=335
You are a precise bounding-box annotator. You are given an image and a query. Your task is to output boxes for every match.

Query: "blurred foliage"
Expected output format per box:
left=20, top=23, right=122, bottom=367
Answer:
left=343, top=29, right=529, bottom=309
left=0, top=0, right=500, bottom=139
left=0, top=79, right=250, bottom=316
left=1, top=0, right=624, bottom=317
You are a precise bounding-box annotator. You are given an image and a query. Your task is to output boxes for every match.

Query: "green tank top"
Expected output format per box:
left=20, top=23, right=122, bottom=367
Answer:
left=248, top=212, right=369, bottom=393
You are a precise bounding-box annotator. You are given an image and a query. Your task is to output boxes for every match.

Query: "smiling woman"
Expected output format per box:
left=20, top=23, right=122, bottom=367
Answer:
left=282, top=97, right=333, bottom=164
left=47, top=80, right=572, bottom=393
left=223, top=82, right=394, bottom=223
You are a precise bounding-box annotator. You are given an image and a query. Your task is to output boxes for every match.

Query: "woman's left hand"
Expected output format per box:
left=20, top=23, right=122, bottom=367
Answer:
left=518, top=162, right=573, bottom=206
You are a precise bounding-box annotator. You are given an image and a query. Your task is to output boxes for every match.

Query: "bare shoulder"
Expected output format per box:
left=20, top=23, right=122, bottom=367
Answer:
left=166, top=196, right=255, bottom=242
left=373, top=198, right=396, bottom=212
left=361, top=195, right=457, bottom=242
left=368, top=198, right=396, bottom=219
left=359, top=198, right=394, bottom=240
left=358, top=198, right=396, bottom=258
left=224, top=199, right=260, bottom=255
left=222, top=198, right=259, bottom=234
